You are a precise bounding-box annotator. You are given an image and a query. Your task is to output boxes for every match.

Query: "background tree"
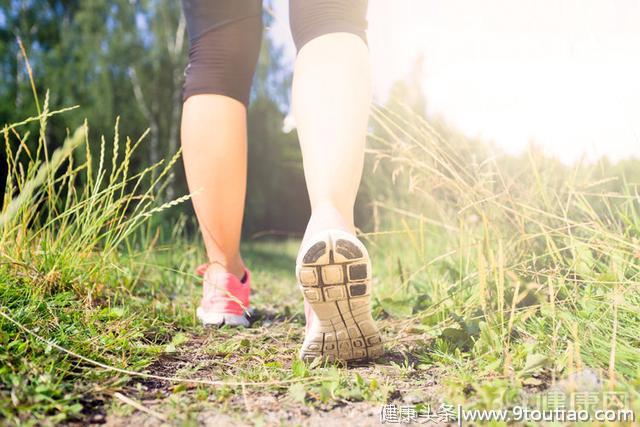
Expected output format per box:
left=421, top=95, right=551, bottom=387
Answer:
left=244, top=6, right=309, bottom=237
left=1, top=0, right=312, bottom=236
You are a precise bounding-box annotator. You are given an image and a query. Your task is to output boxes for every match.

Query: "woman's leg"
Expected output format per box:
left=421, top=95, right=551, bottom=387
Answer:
left=292, top=32, right=372, bottom=243
left=181, top=96, right=248, bottom=279
left=180, top=0, right=262, bottom=280
left=290, top=0, right=382, bottom=362
left=289, top=0, right=372, bottom=244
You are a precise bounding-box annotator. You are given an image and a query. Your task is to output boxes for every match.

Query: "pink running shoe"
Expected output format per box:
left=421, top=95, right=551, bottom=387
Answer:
left=196, top=263, right=251, bottom=327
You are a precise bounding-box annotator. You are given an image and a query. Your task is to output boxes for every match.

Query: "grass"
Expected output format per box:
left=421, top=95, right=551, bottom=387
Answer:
left=366, top=103, right=640, bottom=414
left=0, top=94, right=192, bottom=423
left=2, top=85, right=640, bottom=424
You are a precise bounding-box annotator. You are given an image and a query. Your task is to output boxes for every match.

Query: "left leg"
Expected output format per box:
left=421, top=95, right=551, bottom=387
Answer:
left=181, top=0, right=263, bottom=327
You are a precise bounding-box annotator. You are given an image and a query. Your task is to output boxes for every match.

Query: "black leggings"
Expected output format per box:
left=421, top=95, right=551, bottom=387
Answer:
left=181, top=0, right=369, bottom=107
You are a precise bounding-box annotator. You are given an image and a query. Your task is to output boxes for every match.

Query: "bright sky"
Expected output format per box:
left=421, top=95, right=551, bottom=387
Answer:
left=269, top=0, right=640, bottom=164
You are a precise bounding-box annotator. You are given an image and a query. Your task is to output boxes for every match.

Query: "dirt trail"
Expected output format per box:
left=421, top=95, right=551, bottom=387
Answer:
left=100, top=316, right=442, bottom=426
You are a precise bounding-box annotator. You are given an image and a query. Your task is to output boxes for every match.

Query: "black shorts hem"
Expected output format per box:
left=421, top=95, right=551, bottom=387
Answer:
left=182, top=86, right=250, bottom=108
left=294, top=22, right=368, bottom=53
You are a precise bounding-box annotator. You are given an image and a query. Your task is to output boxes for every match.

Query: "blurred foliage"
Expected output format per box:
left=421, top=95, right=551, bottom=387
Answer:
left=2, top=1, right=639, bottom=238
left=0, top=0, right=311, bottom=236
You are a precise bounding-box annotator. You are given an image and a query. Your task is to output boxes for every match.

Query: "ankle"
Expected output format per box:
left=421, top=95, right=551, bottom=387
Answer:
left=303, top=203, right=356, bottom=247
left=205, top=257, right=246, bottom=281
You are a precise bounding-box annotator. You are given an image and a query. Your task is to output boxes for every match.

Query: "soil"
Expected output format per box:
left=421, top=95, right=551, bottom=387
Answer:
left=97, top=319, right=443, bottom=426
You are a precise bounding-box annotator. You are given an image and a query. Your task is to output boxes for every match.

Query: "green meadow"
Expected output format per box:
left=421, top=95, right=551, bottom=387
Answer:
left=1, top=94, right=639, bottom=425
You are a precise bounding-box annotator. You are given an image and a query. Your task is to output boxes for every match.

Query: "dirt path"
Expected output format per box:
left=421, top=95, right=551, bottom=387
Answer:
left=100, top=313, right=442, bottom=426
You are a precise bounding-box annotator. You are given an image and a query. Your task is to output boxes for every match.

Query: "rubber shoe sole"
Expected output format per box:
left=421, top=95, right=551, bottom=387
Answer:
left=296, top=229, right=383, bottom=363
left=196, top=309, right=250, bottom=328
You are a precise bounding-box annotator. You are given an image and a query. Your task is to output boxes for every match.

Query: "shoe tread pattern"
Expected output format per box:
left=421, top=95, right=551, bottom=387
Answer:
left=297, top=230, right=383, bottom=363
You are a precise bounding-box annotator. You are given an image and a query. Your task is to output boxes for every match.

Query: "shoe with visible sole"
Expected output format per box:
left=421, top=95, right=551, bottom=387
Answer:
left=196, top=264, right=251, bottom=327
left=296, top=229, right=383, bottom=362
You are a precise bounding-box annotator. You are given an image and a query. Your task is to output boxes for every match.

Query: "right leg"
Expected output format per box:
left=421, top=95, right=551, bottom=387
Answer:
left=289, top=0, right=383, bottom=362
left=290, top=2, right=371, bottom=247
left=181, top=0, right=262, bottom=325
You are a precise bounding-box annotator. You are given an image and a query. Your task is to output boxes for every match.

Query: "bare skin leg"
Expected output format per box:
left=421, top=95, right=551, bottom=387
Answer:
left=181, top=94, right=247, bottom=280
left=292, top=31, right=382, bottom=361
left=182, top=33, right=370, bottom=280
left=292, top=32, right=372, bottom=244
